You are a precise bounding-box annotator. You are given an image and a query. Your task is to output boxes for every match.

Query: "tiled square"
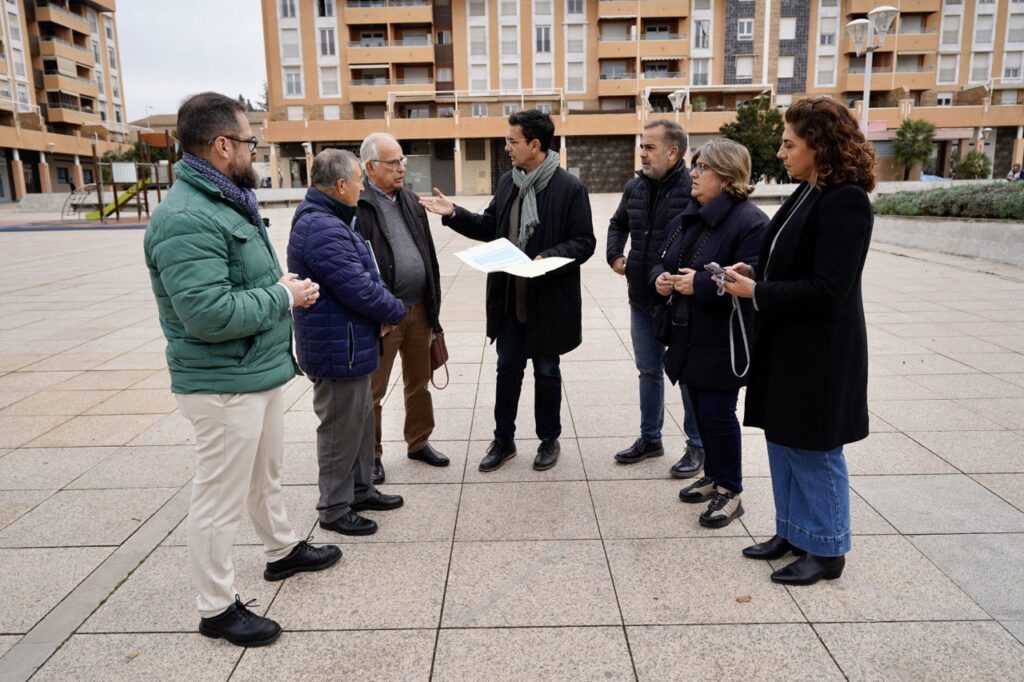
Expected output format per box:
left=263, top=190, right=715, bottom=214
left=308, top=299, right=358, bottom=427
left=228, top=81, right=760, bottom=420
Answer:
left=909, top=373, right=1024, bottom=399
left=957, top=398, right=1024, bottom=430
left=842, top=432, right=957, bottom=475
left=442, top=540, right=620, bottom=627
left=455, top=481, right=598, bottom=541
left=0, top=547, right=113, bottom=632
left=909, top=431, right=1024, bottom=473
left=0, top=415, right=70, bottom=448
left=310, top=483, right=459, bottom=544
left=972, top=474, right=1024, bottom=512
left=578, top=436, right=696, bottom=480
left=590, top=479, right=749, bottom=539
left=0, top=489, right=53, bottom=529
left=0, top=447, right=113, bottom=489
left=378, top=440, right=470, bottom=484
left=28, top=414, right=164, bottom=447
left=0, top=389, right=119, bottom=416
left=54, top=370, right=156, bottom=391
left=868, top=399, right=1002, bottom=432
left=68, top=445, right=195, bottom=489
left=605, top=537, right=805, bottom=625
left=741, top=477, right=897, bottom=537
left=462, top=439, right=586, bottom=482
left=128, top=411, right=195, bottom=446
left=85, top=389, right=178, bottom=415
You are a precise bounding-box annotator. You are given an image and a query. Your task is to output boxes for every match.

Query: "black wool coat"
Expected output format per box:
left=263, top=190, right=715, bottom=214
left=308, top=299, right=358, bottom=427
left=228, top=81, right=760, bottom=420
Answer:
left=743, top=182, right=873, bottom=451
left=443, top=166, right=596, bottom=357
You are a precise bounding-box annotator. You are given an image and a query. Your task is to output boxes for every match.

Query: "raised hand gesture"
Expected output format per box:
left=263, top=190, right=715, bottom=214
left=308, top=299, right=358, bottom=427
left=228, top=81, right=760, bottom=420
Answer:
left=419, top=187, right=455, bottom=217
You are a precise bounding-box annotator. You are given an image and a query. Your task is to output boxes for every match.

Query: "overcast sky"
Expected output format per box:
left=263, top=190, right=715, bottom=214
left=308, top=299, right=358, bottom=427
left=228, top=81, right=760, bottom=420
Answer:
left=118, top=0, right=267, bottom=123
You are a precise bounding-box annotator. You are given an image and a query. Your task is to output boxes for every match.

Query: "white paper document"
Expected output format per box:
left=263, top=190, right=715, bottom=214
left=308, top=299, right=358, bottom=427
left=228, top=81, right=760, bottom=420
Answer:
left=455, top=238, right=573, bottom=279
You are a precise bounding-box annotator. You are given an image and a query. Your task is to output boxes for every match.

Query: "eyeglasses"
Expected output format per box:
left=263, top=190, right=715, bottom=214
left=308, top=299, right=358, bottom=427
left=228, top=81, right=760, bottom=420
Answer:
left=504, top=138, right=528, bottom=145
left=209, top=135, right=259, bottom=153
left=373, top=157, right=408, bottom=168
left=691, top=162, right=715, bottom=176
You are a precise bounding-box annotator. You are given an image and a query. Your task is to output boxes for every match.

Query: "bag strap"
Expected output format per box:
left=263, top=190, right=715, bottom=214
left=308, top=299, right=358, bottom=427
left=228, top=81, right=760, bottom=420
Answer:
left=431, top=364, right=449, bottom=390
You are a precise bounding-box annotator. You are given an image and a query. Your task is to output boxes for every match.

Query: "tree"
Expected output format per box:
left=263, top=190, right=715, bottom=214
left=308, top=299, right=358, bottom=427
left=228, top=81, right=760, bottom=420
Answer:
left=719, top=93, right=787, bottom=184
left=953, top=151, right=991, bottom=180
left=236, top=94, right=256, bottom=112
left=892, top=118, right=935, bottom=181
left=256, top=81, right=269, bottom=112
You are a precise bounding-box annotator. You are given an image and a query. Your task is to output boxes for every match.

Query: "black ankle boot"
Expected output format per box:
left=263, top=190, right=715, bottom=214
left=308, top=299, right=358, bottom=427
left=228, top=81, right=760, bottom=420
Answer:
left=742, top=535, right=807, bottom=561
left=770, top=553, right=845, bottom=586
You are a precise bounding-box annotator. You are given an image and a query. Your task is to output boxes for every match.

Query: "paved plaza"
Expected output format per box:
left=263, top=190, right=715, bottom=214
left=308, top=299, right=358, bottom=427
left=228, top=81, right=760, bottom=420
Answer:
left=1, top=194, right=1024, bottom=680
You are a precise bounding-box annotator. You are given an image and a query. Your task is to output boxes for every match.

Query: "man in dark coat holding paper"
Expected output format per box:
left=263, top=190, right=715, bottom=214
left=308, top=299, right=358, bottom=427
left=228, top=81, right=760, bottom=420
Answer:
left=421, top=110, right=595, bottom=473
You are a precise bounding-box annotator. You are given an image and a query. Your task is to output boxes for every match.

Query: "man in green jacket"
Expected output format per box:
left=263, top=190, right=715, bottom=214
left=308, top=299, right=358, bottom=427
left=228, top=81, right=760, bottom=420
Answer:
left=144, top=92, right=340, bottom=648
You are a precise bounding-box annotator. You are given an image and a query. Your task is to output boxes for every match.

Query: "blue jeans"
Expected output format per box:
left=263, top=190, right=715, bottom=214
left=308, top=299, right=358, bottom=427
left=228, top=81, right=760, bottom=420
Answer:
left=686, top=386, right=741, bottom=494
left=767, top=440, right=852, bottom=556
left=630, top=306, right=702, bottom=447
left=494, top=315, right=561, bottom=442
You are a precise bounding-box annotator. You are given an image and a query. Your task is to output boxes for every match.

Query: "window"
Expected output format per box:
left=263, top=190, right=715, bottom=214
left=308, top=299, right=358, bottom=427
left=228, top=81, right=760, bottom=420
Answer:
left=938, top=54, right=958, bottom=82
left=436, top=67, right=453, bottom=82
left=465, top=139, right=486, bottom=160
left=1003, top=51, right=1022, bottom=80
left=319, top=28, right=335, bottom=56
left=735, top=56, right=753, bottom=80
left=567, top=61, right=584, bottom=91
left=323, top=104, right=339, bottom=120
left=320, top=66, right=338, bottom=96
left=820, top=17, right=837, bottom=45
left=777, top=55, right=795, bottom=79
left=96, top=74, right=104, bottom=95
left=779, top=17, right=796, bottom=41
left=469, top=0, right=486, bottom=17
left=692, top=58, right=709, bottom=85
left=737, top=19, right=753, bottom=41
left=100, top=110, right=107, bottom=122
left=694, top=20, right=710, bottom=50
left=501, top=64, right=519, bottom=90
left=936, top=91, right=953, bottom=106
left=87, top=9, right=97, bottom=33
left=1008, top=14, right=1024, bottom=43
left=535, top=62, right=553, bottom=88
left=1000, top=89, right=1018, bottom=104
left=816, top=55, right=835, bottom=85
left=115, top=109, right=122, bottom=123
left=436, top=30, right=451, bottom=45
left=567, top=25, right=584, bottom=53
left=537, top=103, right=552, bottom=114
left=281, top=29, right=300, bottom=59
left=12, top=47, right=24, bottom=78
left=536, top=26, right=551, bottom=53
left=279, top=0, right=295, bottom=18
left=694, top=0, right=710, bottom=8
left=776, top=94, right=792, bottom=107
left=287, top=105, right=303, bottom=121
left=284, top=67, right=303, bottom=96
left=472, top=102, right=487, bottom=117
left=108, top=47, right=116, bottom=69
left=502, top=103, right=519, bottom=115
left=535, top=0, right=552, bottom=15
left=942, top=16, right=960, bottom=46
left=104, top=17, right=113, bottom=40
left=316, top=0, right=334, bottom=18
left=566, top=0, right=583, bottom=15
left=501, top=26, right=517, bottom=55
left=470, top=64, right=488, bottom=91
left=111, top=74, right=120, bottom=98
left=470, top=27, right=487, bottom=56
left=360, top=31, right=384, bottom=47
left=501, top=1, right=517, bottom=16
left=974, top=14, right=994, bottom=43
left=16, top=82, right=28, bottom=107
left=970, top=52, right=990, bottom=81
left=7, top=12, right=18, bottom=41
left=92, top=40, right=99, bottom=61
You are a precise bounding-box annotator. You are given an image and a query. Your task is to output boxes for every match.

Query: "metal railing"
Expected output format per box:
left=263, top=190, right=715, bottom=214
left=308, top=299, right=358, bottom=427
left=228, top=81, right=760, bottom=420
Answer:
left=642, top=71, right=686, bottom=79
left=348, top=37, right=432, bottom=47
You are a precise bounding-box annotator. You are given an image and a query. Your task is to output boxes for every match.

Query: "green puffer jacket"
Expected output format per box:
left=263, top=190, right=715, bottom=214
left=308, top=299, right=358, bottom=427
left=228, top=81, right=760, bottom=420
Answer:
left=144, top=160, right=297, bottom=394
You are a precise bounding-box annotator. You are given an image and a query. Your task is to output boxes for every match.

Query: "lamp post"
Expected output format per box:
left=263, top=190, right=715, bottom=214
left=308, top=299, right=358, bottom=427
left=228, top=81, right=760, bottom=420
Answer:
left=145, top=105, right=154, bottom=129
left=845, top=5, right=898, bottom=136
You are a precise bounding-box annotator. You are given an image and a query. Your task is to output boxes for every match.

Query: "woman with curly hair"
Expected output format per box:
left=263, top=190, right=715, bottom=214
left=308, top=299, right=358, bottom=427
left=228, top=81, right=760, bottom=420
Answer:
left=722, top=96, right=875, bottom=585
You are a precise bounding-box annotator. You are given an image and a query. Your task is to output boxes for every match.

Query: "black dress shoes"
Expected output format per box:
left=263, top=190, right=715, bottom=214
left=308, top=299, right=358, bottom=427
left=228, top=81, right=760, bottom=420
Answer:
left=199, top=595, right=281, bottom=647
left=372, top=457, right=385, bottom=485
left=409, top=443, right=450, bottom=467
left=770, top=553, right=845, bottom=586
left=742, top=535, right=807, bottom=561
left=320, top=511, right=378, bottom=536
left=351, top=492, right=404, bottom=511
left=533, top=439, right=560, bottom=471
left=264, top=540, right=342, bottom=581
left=670, top=445, right=705, bottom=479
left=614, top=437, right=665, bottom=464
left=479, top=439, right=516, bottom=472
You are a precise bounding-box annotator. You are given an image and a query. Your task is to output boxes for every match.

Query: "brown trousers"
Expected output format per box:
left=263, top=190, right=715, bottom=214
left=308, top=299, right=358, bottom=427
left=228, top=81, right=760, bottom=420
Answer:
left=371, top=303, right=435, bottom=457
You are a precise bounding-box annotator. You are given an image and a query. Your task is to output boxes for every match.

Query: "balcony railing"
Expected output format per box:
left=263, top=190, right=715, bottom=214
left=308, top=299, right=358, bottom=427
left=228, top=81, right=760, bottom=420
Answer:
left=642, top=32, right=683, bottom=40
left=895, top=27, right=937, bottom=35
left=345, top=0, right=430, bottom=6
left=847, top=65, right=894, bottom=74
left=643, top=71, right=686, bottom=79
left=600, top=72, right=635, bottom=79
left=38, top=35, right=93, bottom=55
left=896, top=65, right=934, bottom=73
left=394, top=77, right=433, bottom=85
left=349, top=37, right=431, bottom=47
left=351, top=78, right=389, bottom=85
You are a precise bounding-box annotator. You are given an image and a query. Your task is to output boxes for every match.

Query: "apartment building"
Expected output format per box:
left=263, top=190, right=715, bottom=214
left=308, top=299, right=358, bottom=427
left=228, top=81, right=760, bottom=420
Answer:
left=0, top=0, right=130, bottom=202
left=261, top=0, right=1024, bottom=194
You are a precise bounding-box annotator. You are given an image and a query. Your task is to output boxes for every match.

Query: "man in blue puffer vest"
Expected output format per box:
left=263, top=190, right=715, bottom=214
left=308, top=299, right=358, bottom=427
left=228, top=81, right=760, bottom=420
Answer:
left=288, top=149, right=407, bottom=537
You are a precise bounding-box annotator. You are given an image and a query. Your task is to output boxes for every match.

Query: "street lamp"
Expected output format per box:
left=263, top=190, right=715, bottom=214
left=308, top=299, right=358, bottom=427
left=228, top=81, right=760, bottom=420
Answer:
left=145, top=105, right=154, bottom=129
left=845, top=5, right=898, bottom=135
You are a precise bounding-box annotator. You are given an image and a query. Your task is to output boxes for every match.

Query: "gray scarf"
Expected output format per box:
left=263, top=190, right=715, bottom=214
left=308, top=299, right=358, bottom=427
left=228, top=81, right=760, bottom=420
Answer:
left=510, top=150, right=560, bottom=251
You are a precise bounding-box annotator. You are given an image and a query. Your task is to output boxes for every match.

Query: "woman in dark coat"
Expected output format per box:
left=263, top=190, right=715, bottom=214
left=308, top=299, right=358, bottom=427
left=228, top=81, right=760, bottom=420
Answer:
left=652, top=139, right=767, bottom=529
left=723, top=97, right=875, bottom=586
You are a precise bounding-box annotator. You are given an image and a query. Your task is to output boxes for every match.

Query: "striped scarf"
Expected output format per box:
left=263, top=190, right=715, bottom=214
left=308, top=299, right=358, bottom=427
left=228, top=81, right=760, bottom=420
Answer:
left=182, top=153, right=262, bottom=227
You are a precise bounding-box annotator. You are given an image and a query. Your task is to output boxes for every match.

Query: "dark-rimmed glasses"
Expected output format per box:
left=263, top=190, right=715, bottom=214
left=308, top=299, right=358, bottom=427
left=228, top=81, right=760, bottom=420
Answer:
left=372, top=156, right=408, bottom=168
left=209, top=135, right=259, bottom=153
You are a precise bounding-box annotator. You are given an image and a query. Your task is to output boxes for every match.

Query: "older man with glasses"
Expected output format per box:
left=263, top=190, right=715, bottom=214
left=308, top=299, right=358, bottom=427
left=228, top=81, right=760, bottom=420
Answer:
left=356, top=133, right=447, bottom=485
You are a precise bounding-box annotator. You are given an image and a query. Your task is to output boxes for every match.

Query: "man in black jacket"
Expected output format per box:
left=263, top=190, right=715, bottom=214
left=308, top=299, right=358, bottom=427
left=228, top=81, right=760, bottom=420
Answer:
left=606, top=119, right=705, bottom=479
left=421, top=110, right=595, bottom=472
left=356, top=133, right=448, bottom=485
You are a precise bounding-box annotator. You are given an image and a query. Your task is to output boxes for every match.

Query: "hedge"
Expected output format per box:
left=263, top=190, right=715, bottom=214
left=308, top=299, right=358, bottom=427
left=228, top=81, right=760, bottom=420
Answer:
left=873, top=182, right=1024, bottom=221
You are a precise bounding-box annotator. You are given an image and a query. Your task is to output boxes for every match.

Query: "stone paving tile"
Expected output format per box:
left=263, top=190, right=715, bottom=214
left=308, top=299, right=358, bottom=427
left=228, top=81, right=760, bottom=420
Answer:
left=469, top=407, right=577, bottom=440
left=0, top=634, right=19, bottom=657
left=433, top=627, right=633, bottom=682
left=957, top=397, right=1024, bottom=430
left=85, top=389, right=178, bottom=415
left=374, top=440, right=470, bottom=484
left=0, top=546, right=113, bottom=632
left=628, top=624, right=843, bottom=681
left=816, top=622, right=1024, bottom=681
left=606, top=537, right=805, bottom=625
left=455, top=481, right=599, bottom=541
left=741, top=477, right=897, bottom=537
left=908, top=373, right=1024, bottom=399
left=0, top=487, right=177, bottom=548
left=577, top=436, right=698, bottom=480
left=268, top=542, right=449, bottom=630
left=235, top=630, right=435, bottom=682
left=0, top=489, right=53, bottom=529
left=94, top=352, right=167, bottom=371
left=910, top=533, right=1024, bottom=621
left=1004, top=621, right=1024, bottom=646
left=27, top=414, right=164, bottom=448
left=851, top=474, right=1024, bottom=534
left=67, top=445, right=194, bottom=489
left=0, top=389, right=119, bottom=416
left=462, top=439, right=585, bottom=482
left=909, top=431, right=1024, bottom=473
left=972, top=474, right=1024, bottom=512
left=843, top=432, right=957, bottom=475
left=21, top=352, right=121, bottom=372
left=0, top=415, right=70, bottom=449
left=442, top=540, right=620, bottom=627
left=590, top=479, right=750, bottom=539
left=866, top=374, right=940, bottom=401
left=948, top=353, right=1024, bottom=374
left=386, top=407, right=475, bottom=442
left=82, top=546, right=277, bottom=633
left=127, top=411, right=194, bottom=446
left=868, top=399, right=1003, bottom=432
left=32, top=633, right=241, bottom=682
left=775, top=535, right=989, bottom=623
left=870, top=354, right=977, bottom=375
left=53, top=370, right=156, bottom=391
left=309, top=483, right=460, bottom=544
left=0, top=447, right=113, bottom=490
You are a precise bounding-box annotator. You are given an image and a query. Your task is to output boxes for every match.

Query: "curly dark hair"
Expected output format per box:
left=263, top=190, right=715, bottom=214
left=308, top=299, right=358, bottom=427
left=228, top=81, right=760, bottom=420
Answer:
left=785, top=97, right=876, bottom=192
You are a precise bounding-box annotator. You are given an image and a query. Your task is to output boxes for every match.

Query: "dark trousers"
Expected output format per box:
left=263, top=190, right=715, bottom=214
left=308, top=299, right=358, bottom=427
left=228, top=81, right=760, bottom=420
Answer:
left=686, top=385, right=742, bottom=494
left=494, top=315, right=562, bottom=442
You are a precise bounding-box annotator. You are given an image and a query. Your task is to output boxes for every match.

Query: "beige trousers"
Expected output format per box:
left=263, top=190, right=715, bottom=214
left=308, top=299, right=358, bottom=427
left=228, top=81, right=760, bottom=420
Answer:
left=176, top=386, right=301, bottom=618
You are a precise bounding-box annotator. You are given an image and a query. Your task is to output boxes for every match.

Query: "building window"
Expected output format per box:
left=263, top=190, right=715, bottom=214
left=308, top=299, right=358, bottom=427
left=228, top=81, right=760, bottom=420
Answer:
left=566, top=0, right=583, bottom=15
left=776, top=94, right=793, bottom=107
left=1000, top=89, right=1018, bottom=104
left=16, top=82, right=28, bottom=107
left=694, top=0, right=710, bottom=9
left=472, top=102, right=487, bottom=117
left=1008, top=14, right=1024, bottom=43
left=111, top=74, right=120, bottom=98
left=287, top=105, right=303, bottom=121
left=323, top=104, right=339, bottom=120
left=436, top=67, right=453, bottom=82
left=92, top=40, right=100, bottom=61
left=692, top=58, right=709, bottom=85
left=469, top=0, right=486, bottom=17
left=502, top=103, right=519, bottom=115
left=320, top=66, right=338, bottom=96
left=1005, top=52, right=1023, bottom=80
left=970, top=52, right=990, bottom=82
left=567, top=61, right=584, bottom=91
left=535, top=0, right=552, bottom=15
left=938, top=54, right=958, bottom=82
left=737, top=19, right=753, bottom=41
left=12, top=47, right=24, bottom=78
left=96, top=74, right=104, bottom=95
left=108, top=47, right=116, bottom=69
left=566, top=25, right=584, bottom=53
left=436, top=30, right=451, bottom=45
left=470, top=65, right=488, bottom=91
left=465, top=139, right=486, bottom=160
left=816, top=55, right=835, bottom=86
left=777, top=55, right=795, bottom=79
left=104, top=17, right=113, bottom=40
left=7, top=12, right=19, bottom=41
left=501, top=0, right=517, bottom=16
left=735, top=56, right=753, bottom=80
left=87, top=9, right=97, bottom=33
left=281, top=29, right=300, bottom=59
left=501, top=26, right=517, bottom=55
left=936, top=91, right=953, bottom=106
left=279, top=0, right=296, bottom=18
left=319, top=28, right=335, bottom=56
left=537, top=103, right=552, bottom=114
left=470, top=27, right=487, bottom=56
left=115, top=109, right=122, bottom=123
left=536, top=26, right=551, bottom=54
left=974, top=14, right=994, bottom=44
left=501, top=63, right=519, bottom=90
left=535, top=62, right=553, bottom=89
left=316, top=0, right=334, bottom=18
left=779, top=17, right=796, bottom=41
left=942, top=16, right=960, bottom=46
left=694, top=20, right=710, bottom=50
left=284, top=67, right=303, bottom=96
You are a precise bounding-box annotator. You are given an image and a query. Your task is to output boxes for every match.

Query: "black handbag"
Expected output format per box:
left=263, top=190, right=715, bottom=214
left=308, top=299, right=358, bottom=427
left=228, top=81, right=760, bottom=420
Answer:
left=653, top=224, right=711, bottom=345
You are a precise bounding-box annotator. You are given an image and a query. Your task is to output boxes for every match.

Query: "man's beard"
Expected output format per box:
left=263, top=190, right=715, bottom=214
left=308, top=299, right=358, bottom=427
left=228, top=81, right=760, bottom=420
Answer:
left=228, top=159, right=260, bottom=189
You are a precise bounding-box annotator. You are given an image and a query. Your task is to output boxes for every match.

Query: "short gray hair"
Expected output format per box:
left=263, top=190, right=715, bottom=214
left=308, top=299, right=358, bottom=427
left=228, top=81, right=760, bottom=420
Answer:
left=360, top=132, right=398, bottom=168
left=311, top=148, right=360, bottom=186
left=644, top=119, right=688, bottom=155
left=694, top=138, right=755, bottom=200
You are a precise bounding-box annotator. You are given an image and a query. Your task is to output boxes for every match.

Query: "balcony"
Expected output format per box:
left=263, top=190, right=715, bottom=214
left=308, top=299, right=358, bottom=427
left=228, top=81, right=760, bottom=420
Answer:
left=848, top=0, right=940, bottom=11
left=346, top=39, right=434, bottom=64
left=35, top=4, right=93, bottom=36
left=598, top=1, right=688, bottom=19
left=46, top=102, right=100, bottom=126
left=598, top=72, right=637, bottom=97
left=348, top=77, right=433, bottom=102
left=843, top=66, right=935, bottom=92
left=38, top=36, right=95, bottom=66
left=343, top=0, right=432, bottom=25
left=43, top=72, right=99, bottom=99
left=597, top=34, right=687, bottom=59
left=893, top=29, right=938, bottom=52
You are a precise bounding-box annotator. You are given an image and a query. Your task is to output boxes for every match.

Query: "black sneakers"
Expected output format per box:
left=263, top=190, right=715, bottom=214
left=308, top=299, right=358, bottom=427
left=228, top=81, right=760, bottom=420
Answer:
left=479, top=439, right=517, bottom=472
left=614, top=437, right=665, bottom=464
left=199, top=596, right=281, bottom=647
left=699, top=489, right=744, bottom=528
left=670, top=445, right=705, bottom=479
left=263, top=541, right=342, bottom=581
left=679, top=475, right=716, bottom=503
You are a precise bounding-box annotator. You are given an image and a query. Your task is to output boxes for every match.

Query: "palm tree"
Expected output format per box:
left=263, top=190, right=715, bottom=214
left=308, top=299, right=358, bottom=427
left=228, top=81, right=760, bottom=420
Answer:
left=892, top=118, right=936, bottom=181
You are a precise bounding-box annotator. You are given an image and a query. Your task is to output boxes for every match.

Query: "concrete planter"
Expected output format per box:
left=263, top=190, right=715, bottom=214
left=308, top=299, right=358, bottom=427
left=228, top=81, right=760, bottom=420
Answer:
left=872, top=214, right=1024, bottom=268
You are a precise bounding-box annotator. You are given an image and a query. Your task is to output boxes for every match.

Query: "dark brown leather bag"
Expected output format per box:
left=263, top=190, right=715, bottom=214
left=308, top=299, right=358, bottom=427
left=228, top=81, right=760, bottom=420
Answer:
left=430, top=332, right=449, bottom=389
